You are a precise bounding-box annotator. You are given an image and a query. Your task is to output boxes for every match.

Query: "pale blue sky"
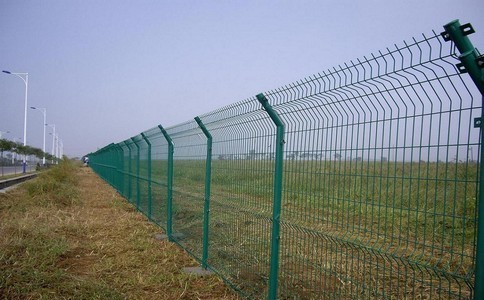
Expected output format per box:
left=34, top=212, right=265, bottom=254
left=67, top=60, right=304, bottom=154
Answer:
left=1, top=0, right=483, bottom=157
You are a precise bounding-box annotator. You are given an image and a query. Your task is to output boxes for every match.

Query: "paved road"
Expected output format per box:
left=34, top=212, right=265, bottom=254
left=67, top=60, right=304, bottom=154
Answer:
left=0, top=166, right=36, bottom=177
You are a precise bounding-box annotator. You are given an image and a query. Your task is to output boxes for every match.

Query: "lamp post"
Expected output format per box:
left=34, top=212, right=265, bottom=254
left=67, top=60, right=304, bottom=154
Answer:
left=47, top=124, right=55, bottom=164
left=30, top=107, right=47, bottom=165
left=55, top=133, right=59, bottom=164
left=2, top=70, right=29, bottom=173
left=59, top=139, right=63, bottom=160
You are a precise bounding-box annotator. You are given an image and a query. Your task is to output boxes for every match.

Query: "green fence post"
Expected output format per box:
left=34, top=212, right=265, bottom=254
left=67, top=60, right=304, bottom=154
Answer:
left=158, top=125, right=174, bottom=240
left=141, top=133, right=152, bottom=220
left=131, top=137, right=141, bottom=210
left=195, top=116, right=213, bottom=270
left=256, top=93, right=285, bottom=300
left=124, top=140, right=133, bottom=202
left=100, top=146, right=106, bottom=180
left=109, top=144, right=116, bottom=187
left=120, top=142, right=130, bottom=199
left=477, top=93, right=484, bottom=300
left=112, top=144, right=117, bottom=186
left=116, top=143, right=125, bottom=197
left=442, top=20, right=484, bottom=300
left=103, top=144, right=110, bottom=182
left=442, top=20, right=484, bottom=94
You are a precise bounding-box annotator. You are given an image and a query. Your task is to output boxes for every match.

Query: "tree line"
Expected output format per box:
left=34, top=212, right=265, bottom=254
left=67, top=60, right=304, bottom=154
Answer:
left=0, top=138, right=57, bottom=163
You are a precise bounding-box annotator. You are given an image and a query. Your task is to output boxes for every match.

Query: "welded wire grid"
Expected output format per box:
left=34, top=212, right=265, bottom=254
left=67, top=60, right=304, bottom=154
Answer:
left=196, top=99, right=279, bottom=297
left=161, top=120, right=210, bottom=260
left=88, top=29, right=480, bottom=299
left=143, top=126, right=170, bottom=228
left=263, top=31, right=479, bottom=299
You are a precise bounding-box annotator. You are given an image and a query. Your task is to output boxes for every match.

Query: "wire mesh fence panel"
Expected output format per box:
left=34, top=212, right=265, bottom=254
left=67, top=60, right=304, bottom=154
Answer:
left=132, top=135, right=149, bottom=216
left=165, top=121, right=209, bottom=260
left=88, top=22, right=482, bottom=300
left=123, top=139, right=137, bottom=205
left=264, top=31, right=479, bottom=299
left=119, top=142, right=130, bottom=198
left=90, top=144, right=116, bottom=187
left=144, top=126, right=170, bottom=228
left=197, top=99, right=279, bottom=298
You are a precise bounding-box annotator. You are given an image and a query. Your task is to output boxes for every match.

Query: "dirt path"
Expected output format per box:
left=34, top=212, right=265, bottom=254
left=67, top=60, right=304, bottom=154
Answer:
left=0, top=165, right=238, bottom=299
left=70, top=166, right=239, bottom=299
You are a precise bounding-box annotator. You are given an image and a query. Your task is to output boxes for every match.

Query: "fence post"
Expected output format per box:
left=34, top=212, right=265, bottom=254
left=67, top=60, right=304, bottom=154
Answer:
left=141, top=133, right=152, bottom=219
left=158, top=125, right=174, bottom=241
left=109, top=144, right=116, bottom=187
left=116, top=143, right=125, bottom=197
left=442, top=19, right=484, bottom=300
left=195, top=116, right=213, bottom=270
left=442, top=20, right=484, bottom=94
left=256, top=93, right=285, bottom=300
left=124, top=140, right=133, bottom=202
left=121, top=143, right=127, bottom=197
left=103, top=145, right=109, bottom=182
left=131, top=137, right=141, bottom=210
left=113, top=144, right=119, bottom=192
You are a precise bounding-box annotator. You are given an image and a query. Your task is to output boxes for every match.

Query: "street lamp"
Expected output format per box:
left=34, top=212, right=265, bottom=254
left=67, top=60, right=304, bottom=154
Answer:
left=3, top=70, right=29, bottom=173
left=57, top=137, right=63, bottom=162
left=55, top=133, right=59, bottom=164
left=59, top=140, right=63, bottom=159
left=47, top=124, right=55, bottom=164
left=30, top=107, right=47, bottom=165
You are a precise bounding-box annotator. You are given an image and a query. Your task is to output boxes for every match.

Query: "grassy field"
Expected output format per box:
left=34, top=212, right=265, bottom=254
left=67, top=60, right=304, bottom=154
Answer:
left=0, top=160, right=238, bottom=299
left=108, top=157, right=478, bottom=299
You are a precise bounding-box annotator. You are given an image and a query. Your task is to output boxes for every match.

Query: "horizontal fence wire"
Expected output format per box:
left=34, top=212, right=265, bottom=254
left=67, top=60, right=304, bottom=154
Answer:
left=89, top=28, right=481, bottom=299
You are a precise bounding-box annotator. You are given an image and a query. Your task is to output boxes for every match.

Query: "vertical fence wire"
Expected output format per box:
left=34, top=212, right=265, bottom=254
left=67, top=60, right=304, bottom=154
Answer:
left=88, top=25, right=481, bottom=299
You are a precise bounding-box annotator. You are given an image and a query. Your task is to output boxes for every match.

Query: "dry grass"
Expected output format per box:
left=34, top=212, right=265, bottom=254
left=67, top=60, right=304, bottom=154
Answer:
left=0, top=161, right=238, bottom=299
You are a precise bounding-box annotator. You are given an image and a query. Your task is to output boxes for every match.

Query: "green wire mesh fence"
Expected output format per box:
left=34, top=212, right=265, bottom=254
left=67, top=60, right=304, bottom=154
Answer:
left=89, top=20, right=483, bottom=299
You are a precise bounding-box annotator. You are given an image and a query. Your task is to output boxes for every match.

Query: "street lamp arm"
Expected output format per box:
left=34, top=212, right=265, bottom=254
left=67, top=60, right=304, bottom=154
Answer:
left=3, top=70, right=28, bottom=85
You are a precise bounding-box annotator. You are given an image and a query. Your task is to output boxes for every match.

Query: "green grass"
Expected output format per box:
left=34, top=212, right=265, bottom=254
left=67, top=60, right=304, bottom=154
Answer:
left=93, top=158, right=478, bottom=299
left=0, top=160, right=237, bottom=299
left=0, top=160, right=120, bottom=298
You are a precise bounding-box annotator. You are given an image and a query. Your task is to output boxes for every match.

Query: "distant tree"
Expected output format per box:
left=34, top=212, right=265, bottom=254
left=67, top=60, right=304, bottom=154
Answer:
left=0, top=139, right=14, bottom=152
left=334, top=153, right=342, bottom=160
left=0, top=139, right=15, bottom=165
left=45, top=153, right=55, bottom=162
left=14, top=144, right=28, bottom=156
left=5, top=141, right=47, bottom=162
